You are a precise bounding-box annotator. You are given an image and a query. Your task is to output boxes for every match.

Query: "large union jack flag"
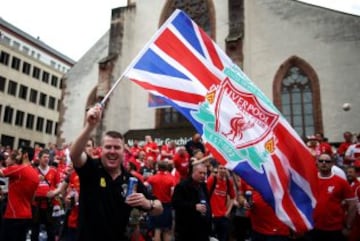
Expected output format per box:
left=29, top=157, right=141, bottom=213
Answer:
left=125, top=9, right=318, bottom=233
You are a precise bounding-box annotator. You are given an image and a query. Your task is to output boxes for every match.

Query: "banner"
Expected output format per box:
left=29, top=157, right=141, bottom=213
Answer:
left=124, top=9, right=318, bottom=233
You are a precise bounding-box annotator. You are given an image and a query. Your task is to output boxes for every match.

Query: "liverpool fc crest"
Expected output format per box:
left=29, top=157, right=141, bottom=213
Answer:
left=215, top=78, right=279, bottom=149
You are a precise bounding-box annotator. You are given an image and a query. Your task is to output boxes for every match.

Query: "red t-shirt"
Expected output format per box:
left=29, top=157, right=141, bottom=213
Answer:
left=2, top=164, right=39, bottom=218
left=57, top=162, right=67, bottom=181
left=240, top=181, right=289, bottom=236
left=251, top=191, right=290, bottom=235
left=34, top=166, right=60, bottom=199
left=68, top=205, right=79, bottom=229
left=33, top=147, right=42, bottom=162
left=346, top=143, right=360, bottom=160
left=67, top=171, right=80, bottom=228
left=337, top=142, right=352, bottom=156
left=350, top=179, right=360, bottom=194
left=130, top=145, right=142, bottom=158
left=314, top=174, right=355, bottom=231
left=173, top=153, right=189, bottom=179
left=207, top=175, right=235, bottom=217
left=160, top=144, right=176, bottom=160
left=146, top=171, right=175, bottom=203
left=170, top=168, right=181, bottom=184
left=144, top=142, right=159, bottom=161
left=317, top=142, right=333, bottom=156
left=55, top=149, right=65, bottom=159
left=338, top=142, right=352, bottom=165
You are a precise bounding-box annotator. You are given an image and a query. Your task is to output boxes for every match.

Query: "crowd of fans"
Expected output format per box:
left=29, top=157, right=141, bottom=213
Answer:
left=0, top=130, right=359, bottom=241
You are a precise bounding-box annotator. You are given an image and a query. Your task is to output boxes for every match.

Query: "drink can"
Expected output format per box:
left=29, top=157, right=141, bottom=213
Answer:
left=200, top=200, right=207, bottom=216
left=245, top=190, right=253, bottom=207
left=126, top=177, right=138, bottom=197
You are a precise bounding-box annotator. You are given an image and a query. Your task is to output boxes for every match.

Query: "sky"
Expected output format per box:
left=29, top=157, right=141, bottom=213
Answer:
left=1, top=0, right=359, bottom=61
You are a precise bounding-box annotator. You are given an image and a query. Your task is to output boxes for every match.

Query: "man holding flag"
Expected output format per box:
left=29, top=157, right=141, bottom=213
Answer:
left=120, top=9, right=319, bottom=234
left=69, top=105, right=163, bottom=241
left=101, top=8, right=318, bottom=235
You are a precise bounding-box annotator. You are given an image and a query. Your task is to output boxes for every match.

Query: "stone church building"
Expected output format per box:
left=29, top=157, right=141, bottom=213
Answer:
left=59, top=0, right=360, bottom=146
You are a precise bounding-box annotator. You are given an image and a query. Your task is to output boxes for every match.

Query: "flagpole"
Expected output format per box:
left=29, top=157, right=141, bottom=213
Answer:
left=98, top=9, right=182, bottom=108
left=99, top=67, right=130, bottom=107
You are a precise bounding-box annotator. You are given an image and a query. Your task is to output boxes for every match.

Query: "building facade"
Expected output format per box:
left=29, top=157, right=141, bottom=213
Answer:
left=60, top=0, right=360, bottom=146
left=0, top=17, right=75, bottom=149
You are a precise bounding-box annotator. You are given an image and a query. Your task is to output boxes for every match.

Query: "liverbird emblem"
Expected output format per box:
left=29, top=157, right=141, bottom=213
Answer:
left=222, top=113, right=255, bottom=142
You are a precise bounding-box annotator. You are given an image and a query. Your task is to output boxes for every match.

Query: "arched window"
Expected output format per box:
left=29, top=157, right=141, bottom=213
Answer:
left=273, top=56, right=323, bottom=139
left=281, top=66, right=314, bottom=136
left=155, top=0, right=216, bottom=128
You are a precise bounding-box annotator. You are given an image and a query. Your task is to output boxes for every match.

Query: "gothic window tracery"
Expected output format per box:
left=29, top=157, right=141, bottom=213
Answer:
left=281, top=67, right=314, bottom=137
left=273, top=56, right=323, bottom=139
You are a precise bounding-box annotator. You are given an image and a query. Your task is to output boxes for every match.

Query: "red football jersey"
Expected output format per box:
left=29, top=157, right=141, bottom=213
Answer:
left=67, top=171, right=80, bottom=228
left=240, top=181, right=289, bottom=236
left=314, top=174, right=355, bottom=231
left=146, top=171, right=175, bottom=203
left=2, top=164, right=39, bottom=218
left=144, top=142, right=159, bottom=161
left=34, top=166, right=60, bottom=197
left=207, top=175, right=235, bottom=217
left=173, top=153, right=190, bottom=179
left=160, top=144, right=176, bottom=160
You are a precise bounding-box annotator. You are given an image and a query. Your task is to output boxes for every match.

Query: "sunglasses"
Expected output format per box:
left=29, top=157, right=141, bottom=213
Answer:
left=318, top=159, right=332, bottom=164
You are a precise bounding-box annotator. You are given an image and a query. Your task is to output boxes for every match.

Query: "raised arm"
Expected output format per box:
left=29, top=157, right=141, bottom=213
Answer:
left=70, top=105, right=102, bottom=168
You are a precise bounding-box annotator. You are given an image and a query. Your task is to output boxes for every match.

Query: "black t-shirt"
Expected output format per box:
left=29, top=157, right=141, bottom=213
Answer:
left=75, top=157, right=152, bottom=241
